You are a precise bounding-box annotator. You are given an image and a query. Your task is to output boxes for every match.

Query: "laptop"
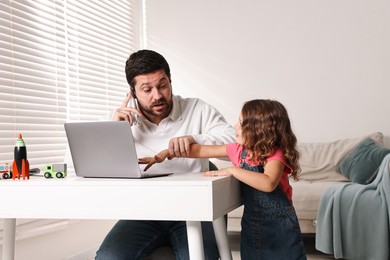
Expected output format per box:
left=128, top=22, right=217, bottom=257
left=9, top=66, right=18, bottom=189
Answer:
left=64, top=121, right=173, bottom=178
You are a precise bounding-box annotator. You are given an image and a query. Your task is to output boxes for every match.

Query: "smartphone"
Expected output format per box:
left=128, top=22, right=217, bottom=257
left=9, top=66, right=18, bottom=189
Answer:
left=128, top=96, right=140, bottom=125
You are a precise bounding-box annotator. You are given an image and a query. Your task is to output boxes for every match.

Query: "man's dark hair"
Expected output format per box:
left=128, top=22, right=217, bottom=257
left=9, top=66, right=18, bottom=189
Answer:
left=125, top=50, right=171, bottom=95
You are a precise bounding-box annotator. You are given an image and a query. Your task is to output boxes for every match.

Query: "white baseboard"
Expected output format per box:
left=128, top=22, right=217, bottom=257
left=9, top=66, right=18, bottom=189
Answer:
left=63, top=244, right=98, bottom=260
left=0, top=219, right=77, bottom=244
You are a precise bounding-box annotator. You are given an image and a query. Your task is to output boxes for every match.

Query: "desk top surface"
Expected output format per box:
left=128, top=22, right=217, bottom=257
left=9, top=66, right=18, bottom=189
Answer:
left=0, top=172, right=229, bottom=186
left=0, top=173, right=241, bottom=221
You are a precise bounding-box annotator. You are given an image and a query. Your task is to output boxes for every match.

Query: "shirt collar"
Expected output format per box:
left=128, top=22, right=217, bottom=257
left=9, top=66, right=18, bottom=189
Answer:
left=167, top=95, right=182, bottom=121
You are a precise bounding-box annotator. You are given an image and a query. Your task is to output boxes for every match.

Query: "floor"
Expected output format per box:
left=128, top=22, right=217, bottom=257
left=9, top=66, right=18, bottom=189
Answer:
left=96, top=232, right=337, bottom=260
left=228, top=232, right=336, bottom=260
left=302, top=235, right=336, bottom=260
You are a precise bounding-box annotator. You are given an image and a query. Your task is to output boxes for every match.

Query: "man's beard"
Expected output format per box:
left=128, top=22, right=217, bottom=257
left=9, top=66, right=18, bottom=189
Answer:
left=139, top=97, right=173, bottom=119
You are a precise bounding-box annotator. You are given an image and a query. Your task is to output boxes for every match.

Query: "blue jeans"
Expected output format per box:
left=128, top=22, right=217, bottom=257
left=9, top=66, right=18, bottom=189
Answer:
left=240, top=200, right=306, bottom=260
left=95, top=220, right=219, bottom=260
left=239, top=149, right=306, bottom=260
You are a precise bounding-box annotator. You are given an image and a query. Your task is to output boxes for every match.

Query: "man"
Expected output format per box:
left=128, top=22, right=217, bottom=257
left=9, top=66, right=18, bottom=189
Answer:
left=95, top=50, right=235, bottom=260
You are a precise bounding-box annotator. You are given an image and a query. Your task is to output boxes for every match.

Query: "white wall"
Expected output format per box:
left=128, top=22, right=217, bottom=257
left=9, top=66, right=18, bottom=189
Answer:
left=145, top=0, right=390, bottom=145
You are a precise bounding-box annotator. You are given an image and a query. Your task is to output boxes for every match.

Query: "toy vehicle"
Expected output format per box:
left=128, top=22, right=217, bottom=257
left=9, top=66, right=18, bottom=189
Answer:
left=44, top=163, right=67, bottom=179
left=0, top=163, right=12, bottom=179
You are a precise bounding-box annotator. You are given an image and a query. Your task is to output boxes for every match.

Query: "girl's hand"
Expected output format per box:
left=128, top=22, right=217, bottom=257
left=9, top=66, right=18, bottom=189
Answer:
left=138, top=149, right=171, bottom=171
left=202, top=168, right=233, bottom=177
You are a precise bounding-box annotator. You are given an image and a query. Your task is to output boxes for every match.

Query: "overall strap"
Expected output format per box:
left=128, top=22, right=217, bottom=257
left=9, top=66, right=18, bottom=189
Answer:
left=240, top=149, right=265, bottom=173
left=239, top=149, right=247, bottom=168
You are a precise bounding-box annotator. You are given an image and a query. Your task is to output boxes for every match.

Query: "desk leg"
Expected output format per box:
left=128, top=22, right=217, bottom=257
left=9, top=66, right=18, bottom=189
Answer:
left=213, top=217, right=233, bottom=260
left=3, top=218, right=16, bottom=260
left=186, top=221, right=205, bottom=260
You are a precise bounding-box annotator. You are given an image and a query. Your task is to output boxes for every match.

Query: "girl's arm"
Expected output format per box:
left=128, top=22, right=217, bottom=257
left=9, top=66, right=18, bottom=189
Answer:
left=204, top=160, right=284, bottom=192
left=188, top=144, right=228, bottom=158
left=139, top=144, right=228, bottom=171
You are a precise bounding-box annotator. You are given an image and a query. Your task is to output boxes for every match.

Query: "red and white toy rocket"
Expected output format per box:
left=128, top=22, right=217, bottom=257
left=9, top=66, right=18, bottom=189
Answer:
left=12, top=134, right=30, bottom=180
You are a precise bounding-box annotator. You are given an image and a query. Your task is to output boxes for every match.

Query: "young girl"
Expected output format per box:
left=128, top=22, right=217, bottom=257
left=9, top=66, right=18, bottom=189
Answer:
left=140, top=99, right=307, bottom=260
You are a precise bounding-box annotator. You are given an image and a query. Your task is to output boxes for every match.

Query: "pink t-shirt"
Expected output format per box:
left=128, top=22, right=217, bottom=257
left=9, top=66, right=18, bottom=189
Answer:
left=226, top=143, right=293, bottom=202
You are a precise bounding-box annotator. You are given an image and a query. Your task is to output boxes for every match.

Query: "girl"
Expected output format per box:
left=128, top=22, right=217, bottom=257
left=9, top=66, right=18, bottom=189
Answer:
left=140, top=99, right=307, bottom=260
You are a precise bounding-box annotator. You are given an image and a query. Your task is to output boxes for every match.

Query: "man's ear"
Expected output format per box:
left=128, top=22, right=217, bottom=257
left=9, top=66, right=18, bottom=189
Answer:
left=131, top=88, right=137, bottom=99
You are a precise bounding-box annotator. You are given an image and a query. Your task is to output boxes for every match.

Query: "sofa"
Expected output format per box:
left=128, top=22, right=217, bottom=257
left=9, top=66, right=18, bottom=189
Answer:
left=213, top=131, right=387, bottom=234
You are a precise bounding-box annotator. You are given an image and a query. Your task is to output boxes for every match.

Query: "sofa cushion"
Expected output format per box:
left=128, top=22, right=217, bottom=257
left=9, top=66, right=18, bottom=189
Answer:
left=290, top=180, right=339, bottom=220
left=298, top=132, right=383, bottom=182
left=337, top=138, right=390, bottom=184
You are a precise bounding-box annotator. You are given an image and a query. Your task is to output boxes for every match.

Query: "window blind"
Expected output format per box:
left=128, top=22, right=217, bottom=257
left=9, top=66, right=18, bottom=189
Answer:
left=0, top=0, right=139, bottom=241
left=0, top=0, right=138, bottom=170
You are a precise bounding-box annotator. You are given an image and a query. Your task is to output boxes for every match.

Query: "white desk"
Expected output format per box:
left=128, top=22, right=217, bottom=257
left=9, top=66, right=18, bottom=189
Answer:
left=0, top=173, right=241, bottom=260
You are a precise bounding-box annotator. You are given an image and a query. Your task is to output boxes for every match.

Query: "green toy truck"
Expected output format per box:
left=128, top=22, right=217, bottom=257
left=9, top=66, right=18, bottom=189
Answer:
left=44, top=163, right=67, bottom=179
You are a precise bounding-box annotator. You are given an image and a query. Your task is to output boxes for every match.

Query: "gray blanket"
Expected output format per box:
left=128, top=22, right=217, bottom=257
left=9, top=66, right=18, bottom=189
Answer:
left=316, top=154, right=390, bottom=260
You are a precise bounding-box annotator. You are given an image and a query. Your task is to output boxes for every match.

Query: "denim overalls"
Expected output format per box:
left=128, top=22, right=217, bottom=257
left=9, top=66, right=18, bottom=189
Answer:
left=239, top=149, right=307, bottom=260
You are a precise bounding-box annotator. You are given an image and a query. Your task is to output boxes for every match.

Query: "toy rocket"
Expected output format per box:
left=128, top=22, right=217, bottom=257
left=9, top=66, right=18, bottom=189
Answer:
left=12, top=134, right=30, bottom=180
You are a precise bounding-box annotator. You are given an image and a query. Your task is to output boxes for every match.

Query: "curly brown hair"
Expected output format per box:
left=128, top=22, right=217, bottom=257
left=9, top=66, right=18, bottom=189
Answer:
left=241, top=99, right=301, bottom=180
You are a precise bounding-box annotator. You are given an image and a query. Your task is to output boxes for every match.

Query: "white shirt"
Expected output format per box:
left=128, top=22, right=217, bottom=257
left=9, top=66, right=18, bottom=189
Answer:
left=133, top=95, right=235, bottom=173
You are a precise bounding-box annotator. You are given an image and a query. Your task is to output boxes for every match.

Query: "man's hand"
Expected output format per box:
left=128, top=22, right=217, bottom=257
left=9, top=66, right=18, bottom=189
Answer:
left=138, top=149, right=171, bottom=171
left=168, top=135, right=195, bottom=157
left=113, top=92, right=142, bottom=125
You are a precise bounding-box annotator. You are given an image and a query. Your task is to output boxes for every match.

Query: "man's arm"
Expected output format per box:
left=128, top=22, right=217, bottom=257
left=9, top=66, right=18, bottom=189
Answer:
left=192, top=102, right=236, bottom=145
left=168, top=99, right=235, bottom=158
